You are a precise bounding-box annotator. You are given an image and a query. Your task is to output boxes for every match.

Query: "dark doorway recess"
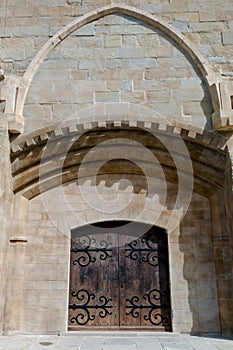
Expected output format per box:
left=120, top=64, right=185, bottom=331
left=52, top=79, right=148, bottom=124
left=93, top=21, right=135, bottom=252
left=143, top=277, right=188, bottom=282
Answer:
left=68, top=221, right=172, bottom=331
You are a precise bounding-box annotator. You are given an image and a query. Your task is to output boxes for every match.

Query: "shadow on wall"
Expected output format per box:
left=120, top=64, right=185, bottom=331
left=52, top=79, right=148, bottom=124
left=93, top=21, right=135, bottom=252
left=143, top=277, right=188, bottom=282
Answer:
left=179, top=200, right=221, bottom=335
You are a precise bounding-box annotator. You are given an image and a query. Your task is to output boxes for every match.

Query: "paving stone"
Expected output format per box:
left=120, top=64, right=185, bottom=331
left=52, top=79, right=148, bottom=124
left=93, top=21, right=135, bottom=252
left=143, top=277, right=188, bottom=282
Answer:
left=135, top=337, right=164, bottom=350
left=79, top=337, right=104, bottom=350
left=104, top=337, right=135, bottom=345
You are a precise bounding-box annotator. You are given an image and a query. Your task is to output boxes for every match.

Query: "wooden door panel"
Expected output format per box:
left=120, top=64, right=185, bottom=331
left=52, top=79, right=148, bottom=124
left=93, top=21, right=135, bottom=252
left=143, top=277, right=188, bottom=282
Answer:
left=68, top=233, right=119, bottom=329
left=68, top=222, right=171, bottom=331
left=119, top=228, right=171, bottom=330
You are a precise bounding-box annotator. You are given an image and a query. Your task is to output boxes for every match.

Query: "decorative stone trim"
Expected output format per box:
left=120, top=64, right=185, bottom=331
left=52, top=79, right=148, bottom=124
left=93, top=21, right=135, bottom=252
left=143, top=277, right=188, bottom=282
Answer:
left=0, top=77, right=24, bottom=134
left=10, top=119, right=227, bottom=155
left=211, top=81, right=233, bottom=130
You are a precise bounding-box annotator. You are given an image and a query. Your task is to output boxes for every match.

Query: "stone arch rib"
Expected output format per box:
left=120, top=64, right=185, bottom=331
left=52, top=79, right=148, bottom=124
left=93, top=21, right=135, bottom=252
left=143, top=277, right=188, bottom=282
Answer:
left=10, top=120, right=227, bottom=200
left=16, top=4, right=213, bottom=117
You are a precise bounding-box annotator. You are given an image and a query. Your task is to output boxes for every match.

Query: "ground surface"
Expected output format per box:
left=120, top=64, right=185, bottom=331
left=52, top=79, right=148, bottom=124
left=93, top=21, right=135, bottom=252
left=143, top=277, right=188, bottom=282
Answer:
left=0, top=333, right=233, bottom=350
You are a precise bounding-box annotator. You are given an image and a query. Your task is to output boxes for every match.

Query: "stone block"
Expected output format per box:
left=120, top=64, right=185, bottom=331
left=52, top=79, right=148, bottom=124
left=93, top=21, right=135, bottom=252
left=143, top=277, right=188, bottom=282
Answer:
left=24, top=104, right=53, bottom=119
left=110, top=24, right=148, bottom=35
left=133, top=79, right=160, bottom=91
left=106, top=80, right=122, bottom=91
left=104, top=35, right=122, bottom=47
left=72, top=23, right=95, bottom=36
left=95, top=91, right=120, bottom=103
left=222, top=31, right=233, bottom=45
left=157, top=57, right=190, bottom=68
left=70, top=70, right=89, bottom=80
left=116, top=47, right=144, bottom=58
left=175, top=12, right=200, bottom=22
left=121, top=91, right=145, bottom=103
left=79, top=58, right=105, bottom=70
left=180, top=78, right=202, bottom=90
left=146, top=89, right=172, bottom=102
left=144, top=46, right=173, bottom=58
left=122, top=34, right=139, bottom=46
left=199, top=10, right=227, bottom=22
left=119, top=69, right=144, bottom=80
left=130, top=58, right=157, bottom=68
left=5, top=25, right=50, bottom=37
left=163, top=0, right=192, bottom=13
left=175, top=87, right=204, bottom=102
left=41, top=59, right=77, bottom=70
left=208, top=56, right=227, bottom=64
left=106, top=59, right=128, bottom=69
left=189, top=21, right=225, bottom=32
left=144, top=67, right=171, bottom=80
left=75, top=36, right=104, bottom=48
left=142, top=3, right=163, bottom=14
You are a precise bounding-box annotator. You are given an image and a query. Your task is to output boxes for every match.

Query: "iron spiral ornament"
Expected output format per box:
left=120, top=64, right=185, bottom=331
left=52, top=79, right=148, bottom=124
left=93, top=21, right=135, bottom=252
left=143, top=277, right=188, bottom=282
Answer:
left=71, top=235, right=113, bottom=267
left=126, top=288, right=169, bottom=326
left=69, top=289, right=113, bottom=326
left=125, top=233, right=164, bottom=266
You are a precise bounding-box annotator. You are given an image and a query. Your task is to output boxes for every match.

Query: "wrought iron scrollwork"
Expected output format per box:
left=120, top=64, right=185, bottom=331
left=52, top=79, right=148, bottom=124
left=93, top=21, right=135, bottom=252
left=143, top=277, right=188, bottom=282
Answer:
left=69, top=289, right=113, bottom=326
left=126, top=288, right=169, bottom=326
left=71, top=235, right=112, bottom=267
left=125, top=233, right=163, bottom=266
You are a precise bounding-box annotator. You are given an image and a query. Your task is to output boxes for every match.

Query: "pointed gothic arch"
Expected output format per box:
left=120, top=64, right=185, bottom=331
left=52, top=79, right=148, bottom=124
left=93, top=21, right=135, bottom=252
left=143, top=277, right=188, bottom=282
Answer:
left=15, top=4, right=215, bottom=119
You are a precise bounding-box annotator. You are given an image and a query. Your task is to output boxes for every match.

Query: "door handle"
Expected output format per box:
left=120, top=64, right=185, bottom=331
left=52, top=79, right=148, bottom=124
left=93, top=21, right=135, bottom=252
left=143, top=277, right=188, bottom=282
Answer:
left=120, top=283, right=124, bottom=289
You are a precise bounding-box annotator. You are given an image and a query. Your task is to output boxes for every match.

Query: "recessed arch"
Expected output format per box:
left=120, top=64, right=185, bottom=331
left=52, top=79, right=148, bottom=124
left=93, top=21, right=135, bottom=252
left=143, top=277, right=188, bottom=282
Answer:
left=10, top=119, right=227, bottom=200
left=15, top=4, right=215, bottom=118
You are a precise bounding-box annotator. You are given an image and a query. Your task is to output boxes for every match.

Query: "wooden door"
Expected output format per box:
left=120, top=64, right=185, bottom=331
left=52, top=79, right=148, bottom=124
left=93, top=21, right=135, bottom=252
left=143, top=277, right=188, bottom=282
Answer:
left=68, top=222, right=171, bottom=331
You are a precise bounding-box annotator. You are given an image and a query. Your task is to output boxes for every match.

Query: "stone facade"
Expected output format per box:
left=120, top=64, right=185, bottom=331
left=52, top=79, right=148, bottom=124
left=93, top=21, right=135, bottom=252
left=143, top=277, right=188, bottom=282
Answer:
left=0, top=0, right=233, bottom=336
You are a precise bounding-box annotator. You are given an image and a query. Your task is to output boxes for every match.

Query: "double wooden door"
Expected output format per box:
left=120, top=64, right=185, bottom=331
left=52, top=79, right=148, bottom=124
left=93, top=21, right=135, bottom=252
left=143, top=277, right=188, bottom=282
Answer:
left=68, top=222, right=171, bottom=331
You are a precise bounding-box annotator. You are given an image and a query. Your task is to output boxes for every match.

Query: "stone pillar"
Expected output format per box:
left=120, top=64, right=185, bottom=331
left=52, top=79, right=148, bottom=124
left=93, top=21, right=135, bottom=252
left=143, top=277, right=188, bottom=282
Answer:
left=3, top=195, right=28, bottom=335
left=0, top=118, right=13, bottom=335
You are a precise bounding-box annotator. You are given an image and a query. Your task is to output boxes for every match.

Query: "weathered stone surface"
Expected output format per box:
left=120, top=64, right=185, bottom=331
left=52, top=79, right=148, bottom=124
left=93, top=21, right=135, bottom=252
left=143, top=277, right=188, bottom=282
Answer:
left=0, top=0, right=233, bottom=337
